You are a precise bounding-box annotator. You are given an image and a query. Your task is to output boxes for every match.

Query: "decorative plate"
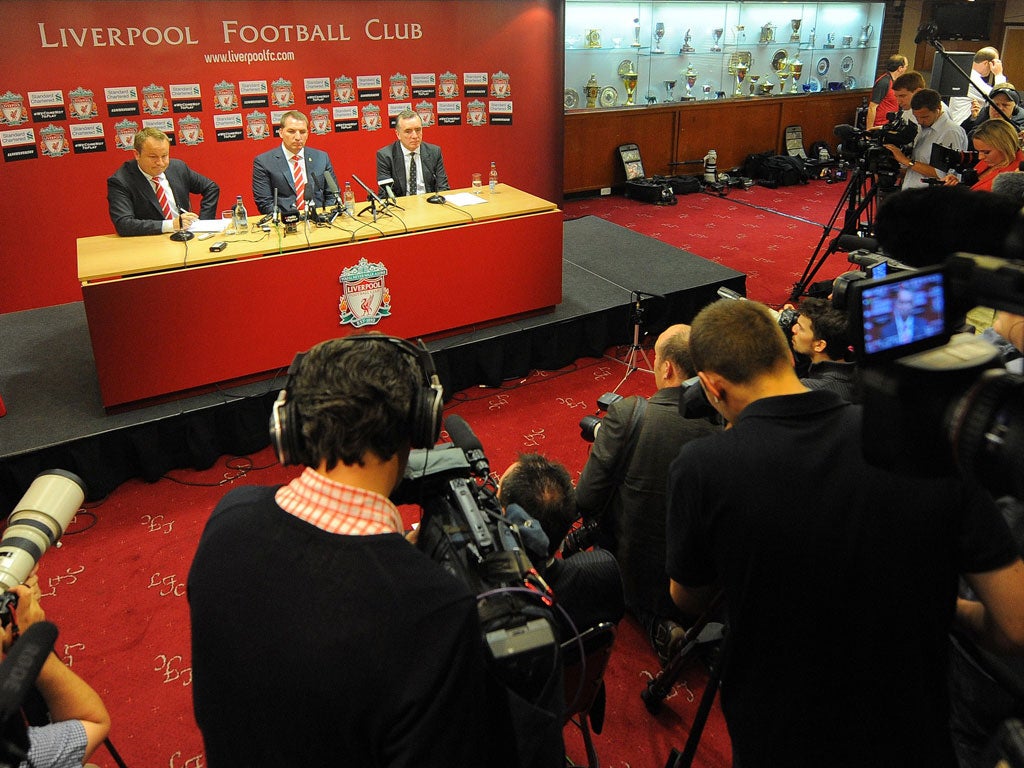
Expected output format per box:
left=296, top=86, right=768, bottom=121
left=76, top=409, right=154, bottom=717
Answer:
left=841, top=55, right=854, bottom=74
left=807, top=77, right=822, bottom=92
left=599, top=85, right=618, bottom=107
left=817, top=57, right=830, bottom=75
left=564, top=88, right=580, bottom=109
left=772, top=49, right=789, bottom=72
left=844, top=75, right=857, bottom=89
left=616, top=59, right=635, bottom=78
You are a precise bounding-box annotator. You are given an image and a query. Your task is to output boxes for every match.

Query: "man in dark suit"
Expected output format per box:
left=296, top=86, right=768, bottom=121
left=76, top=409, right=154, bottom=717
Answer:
left=575, top=324, right=719, bottom=664
left=106, top=127, right=219, bottom=237
left=375, top=109, right=450, bottom=197
left=252, top=110, right=338, bottom=214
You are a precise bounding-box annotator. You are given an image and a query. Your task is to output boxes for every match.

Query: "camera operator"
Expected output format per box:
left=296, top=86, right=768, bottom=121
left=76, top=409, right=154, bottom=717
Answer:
left=575, top=324, right=719, bottom=664
left=885, top=88, right=968, bottom=189
left=790, top=297, right=859, bottom=402
left=497, top=454, right=625, bottom=638
left=665, top=298, right=1024, bottom=767
left=867, top=54, right=909, bottom=128
left=1, top=583, right=110, bottom=768
left=891, top=70, right=926, bottom=123
left=188, top=334, right=514, bottom=767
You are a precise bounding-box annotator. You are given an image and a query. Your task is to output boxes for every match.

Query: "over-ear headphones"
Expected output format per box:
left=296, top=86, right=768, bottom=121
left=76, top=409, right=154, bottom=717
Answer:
left=269, top=335, right=444, bottom=466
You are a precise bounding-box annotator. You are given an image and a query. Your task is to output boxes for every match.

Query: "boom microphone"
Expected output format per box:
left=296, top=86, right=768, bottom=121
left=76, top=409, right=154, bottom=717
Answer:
left=833, top=124, right=860, bottom=142
left=914, top=22, right=938, bottom=45
left=444, top=415, right=490, bottom=478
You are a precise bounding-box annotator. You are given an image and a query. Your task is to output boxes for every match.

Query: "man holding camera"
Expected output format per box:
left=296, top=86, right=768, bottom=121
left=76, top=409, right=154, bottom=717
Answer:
left=498, top=453, right=625, bottom=638
left=188, top=335, right=511, bottom=767
left=666, top=298, right=1024, bottom=766
left=790, top=297, right=859, bottom=402
left=576, top=324, right=719, bottom=663
left=885, top=88, right=967, bottom=190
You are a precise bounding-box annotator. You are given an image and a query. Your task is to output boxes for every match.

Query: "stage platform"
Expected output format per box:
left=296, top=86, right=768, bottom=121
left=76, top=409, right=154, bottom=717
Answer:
left=0, top=216, right=744, bottom=508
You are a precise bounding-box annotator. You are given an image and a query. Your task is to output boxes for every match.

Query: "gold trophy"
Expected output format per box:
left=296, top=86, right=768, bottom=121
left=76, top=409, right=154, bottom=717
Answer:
left=732, top=62, right=748, bottom=96
left=790, top=57, right=803, bottom=93
left=620, top=61, right=639, bottom=105
left=585, top=29, right=601, bottom=48
left=748, top=74, right=761, bottom=96
left=584, top=74, right=600, bottom=108
left=790, top=19, right=802, bottom=43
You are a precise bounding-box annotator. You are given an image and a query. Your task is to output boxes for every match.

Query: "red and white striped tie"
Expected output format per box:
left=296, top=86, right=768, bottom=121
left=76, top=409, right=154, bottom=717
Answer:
left=291, top=155, right=305, bottom=211
left=152, top=176, right=174, bottom=220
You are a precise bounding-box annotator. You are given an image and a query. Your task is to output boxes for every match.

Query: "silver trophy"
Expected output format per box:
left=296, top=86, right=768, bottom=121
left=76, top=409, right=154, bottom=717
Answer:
left=664, top=79, right=677, bottom=101
left=790, top=19, right=802, bottom=43
left=711, top=28, right=723, bottom=52
left=631, top=17, right=642, bottom=47
left=653, top=22, right=665, bottom=53
left=680, top=28, right=695, bottom=53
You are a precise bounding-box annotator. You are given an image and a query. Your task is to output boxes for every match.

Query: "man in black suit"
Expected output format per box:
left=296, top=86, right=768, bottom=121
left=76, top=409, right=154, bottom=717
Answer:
left=106, top=127, right=219, bottom=237
left=252, top=110, right=338, bottom=214
left=375, top=109, right=450, bottom=197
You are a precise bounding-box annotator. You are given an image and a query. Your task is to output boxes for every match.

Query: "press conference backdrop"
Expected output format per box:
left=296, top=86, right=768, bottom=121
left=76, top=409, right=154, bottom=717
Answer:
left=0, top=0, right=564, bottom=313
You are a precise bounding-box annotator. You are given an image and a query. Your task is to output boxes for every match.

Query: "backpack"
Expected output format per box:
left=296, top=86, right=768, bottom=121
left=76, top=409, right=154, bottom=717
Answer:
left=742, top=151, right=811, bottom=187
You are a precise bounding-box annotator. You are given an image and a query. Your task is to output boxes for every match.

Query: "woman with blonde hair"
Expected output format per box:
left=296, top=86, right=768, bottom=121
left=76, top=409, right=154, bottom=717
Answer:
left=944, top=118, right=1024, bottom=191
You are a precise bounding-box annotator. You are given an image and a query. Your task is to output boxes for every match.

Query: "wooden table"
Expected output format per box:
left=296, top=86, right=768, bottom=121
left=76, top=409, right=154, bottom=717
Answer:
left=78, top=185, right=562, bottom=408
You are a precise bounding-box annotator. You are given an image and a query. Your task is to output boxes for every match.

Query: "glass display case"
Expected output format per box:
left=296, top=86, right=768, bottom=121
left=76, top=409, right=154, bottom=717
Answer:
left=564, top=1, right=884, bottom=110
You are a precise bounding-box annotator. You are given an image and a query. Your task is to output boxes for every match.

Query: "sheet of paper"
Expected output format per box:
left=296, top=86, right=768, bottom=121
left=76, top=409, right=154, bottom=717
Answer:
left=190, top=219, right=232, bottom=233
left=447, top=192, right=489, bottom=206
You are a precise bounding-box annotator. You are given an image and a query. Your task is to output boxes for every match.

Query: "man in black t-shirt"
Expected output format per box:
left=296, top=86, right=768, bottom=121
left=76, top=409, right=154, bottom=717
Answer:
left=665, top=299, right=1024, bottom=767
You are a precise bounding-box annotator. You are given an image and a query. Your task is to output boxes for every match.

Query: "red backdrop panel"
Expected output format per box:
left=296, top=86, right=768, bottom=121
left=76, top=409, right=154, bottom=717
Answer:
left=0, top=0, right=563, bottom=313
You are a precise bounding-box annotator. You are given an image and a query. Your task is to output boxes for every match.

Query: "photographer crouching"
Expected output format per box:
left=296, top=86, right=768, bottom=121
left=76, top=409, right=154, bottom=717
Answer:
left=575, top=325, right=720, bottom=665
left=188, top=334, right=520, bottom=767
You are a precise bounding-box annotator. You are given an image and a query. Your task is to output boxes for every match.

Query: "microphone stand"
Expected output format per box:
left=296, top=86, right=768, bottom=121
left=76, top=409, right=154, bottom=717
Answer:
left=169, top=209, right=194, bottom=242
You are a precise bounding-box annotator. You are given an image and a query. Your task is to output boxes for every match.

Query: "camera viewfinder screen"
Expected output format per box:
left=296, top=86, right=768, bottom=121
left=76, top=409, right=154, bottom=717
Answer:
left=861, top=271, right=945, bottom=356
left=866, top=260, right=888, bottom=280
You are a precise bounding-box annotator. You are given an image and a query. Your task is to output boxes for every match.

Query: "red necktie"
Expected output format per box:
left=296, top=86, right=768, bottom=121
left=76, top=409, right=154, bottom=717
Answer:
left=291, top=155, right=305, bottom=211
left=152, top=176, right=174, bottom=220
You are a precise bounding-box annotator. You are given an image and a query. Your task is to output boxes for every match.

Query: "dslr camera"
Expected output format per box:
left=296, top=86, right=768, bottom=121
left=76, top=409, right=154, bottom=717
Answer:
left=579, top=392, right=624, bottom=442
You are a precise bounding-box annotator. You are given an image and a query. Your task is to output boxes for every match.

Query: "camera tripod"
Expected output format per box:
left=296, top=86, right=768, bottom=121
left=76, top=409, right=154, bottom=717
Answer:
left=789, top=161, right=880, bottom=302
left=640, top=592, right=728, bottom=768
left=613, top=291, right=657, bottom=393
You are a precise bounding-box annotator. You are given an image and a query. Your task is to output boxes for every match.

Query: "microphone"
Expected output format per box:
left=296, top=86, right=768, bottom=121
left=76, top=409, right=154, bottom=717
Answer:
left=351, top=173, right=384, bottom=206
left=324, top=170, right=341, bottom=206
left=444, top=414, right=489, bottom=479
left=914, top=22, right=938, bottom=45
left=0, top=621, right=58, bottom=727
left=170, top=206, right=194, bottom=242
left=837, top=234, right=881, bottom=253
left=992, top=170, right=1024, bottom=203
left=377, top=177, right=398, bottom=205
left=272, top=188, right=280, bottom=226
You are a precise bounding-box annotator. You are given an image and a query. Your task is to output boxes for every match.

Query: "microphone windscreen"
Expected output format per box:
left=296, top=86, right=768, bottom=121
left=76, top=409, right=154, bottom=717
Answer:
left=444, top=414, right=483, bottom=454
left=992, top=171, right=1024, bottom=204
left=0, top=621, right=58, bottom=723
left=834, top=124, right=859, bottom=141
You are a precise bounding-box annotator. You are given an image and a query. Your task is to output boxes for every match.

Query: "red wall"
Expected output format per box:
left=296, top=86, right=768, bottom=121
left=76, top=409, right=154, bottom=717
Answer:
left=0, top=0, right=564, bottom=313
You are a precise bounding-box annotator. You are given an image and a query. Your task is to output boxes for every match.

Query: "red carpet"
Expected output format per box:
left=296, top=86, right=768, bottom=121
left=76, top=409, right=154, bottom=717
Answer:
left=31, top=183, right=850, bottom=767
left=564, top=180, right=850, bottom=306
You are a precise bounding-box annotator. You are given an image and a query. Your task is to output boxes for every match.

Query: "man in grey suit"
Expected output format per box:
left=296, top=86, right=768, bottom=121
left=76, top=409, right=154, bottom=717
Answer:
left=575, top=324, right=719, bottom=664
left=252, top=110, right=338, bottom=214
left=375, top=109, right=450, bottom=197
left=106, top=127, right=219, bottom=237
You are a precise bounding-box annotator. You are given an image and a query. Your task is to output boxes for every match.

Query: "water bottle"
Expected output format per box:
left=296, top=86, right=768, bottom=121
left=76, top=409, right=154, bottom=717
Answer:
left=488, top=161, right=499, bottom=193
left=232, top=195, right=248, bottom=232
left=343, top=182, right=355, bottom=216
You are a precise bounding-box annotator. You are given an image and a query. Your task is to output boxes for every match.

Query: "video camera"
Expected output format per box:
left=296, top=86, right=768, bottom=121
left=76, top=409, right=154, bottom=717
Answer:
left=392, top=415, right=558, bottom=700
left=829, top=235, right=917, bottom=310
left=834, top=111, right=918, bottom=186
left=0, top=470, right=85, bottom=622
left=845, top=254, right=1024, bottom=497
left=929, top=144, right=981, bottom=187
